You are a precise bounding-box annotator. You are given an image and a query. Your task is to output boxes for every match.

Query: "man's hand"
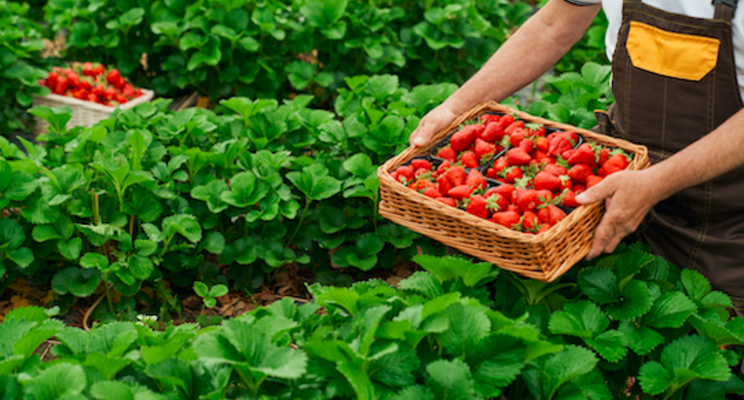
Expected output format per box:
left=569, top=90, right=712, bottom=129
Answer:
left=409, top=104, right=459, bottom=147
left=575, top=169, right=663, bottom=259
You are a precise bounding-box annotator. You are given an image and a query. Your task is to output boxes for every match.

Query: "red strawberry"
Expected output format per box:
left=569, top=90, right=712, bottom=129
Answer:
left=437, top=197, right=457, bottom=207
left=466, top=195, right=490, bottom=219
left=423, top=186, right=443, bottom=199
left=504, top=121, right=525, bottom=135
left=106, top=68, right=121, bottom=85
left=413, top=180, right=435, bottom=191
left=568, top=144, right=596, bottom=165
left=450, top=125, right=482, bottom=151
left=523, top=211, right=540, bottom=230
left=465, top=169, right=487, bottom=190
left=66, top=71, right=80, bottom=88
left=544, top=163, right=567, bottom=177
left=535, top=136, right=550, bottom=152
left=459, top=151, right=479, bottom=169
left=568, top=164, right=592, bottom=184
left=474, top=138, right=497, bottom=163
left=525, top=123, right=546, bottom=137
left=445, top=166, right=467, bottom=186
left=92, top=84, right=105, bottom=97
left=574, top=184, right=586, bottom=194
left=562, top=149, right=575, bottom=161
left=519, top=139, right=534, bottom=153
left=562, top=189, right=580, bottom=208
left=497, top=114, right=515, bottom=130
left=515, top=188, right=539, bottom=212
left=493, top=157, right=509, bottom=174
left=437, top=147, right=457, bottom=161
left=598, top=163, right=622, bottom=177
left=548, top=131, right=578, bottom=157
left=414, top=168, right=430, bottom=179
left=46, top=71, right=59, bottom=89
left=537, top=208, right=551, bottom=224
left=506, top=148, right=531, bottom=166
left=437, top=175, right=453, bottom=195
left=411, top=159, right=432, bottom=171
left=536, top=190, right=553, bottom=207
left=396, top=166, right=414, bottom=182
left=449, top=185, right=474, bottom=201
left=537, top=224, right=551, bottom=234
left=547, top=205, right=567, bottom=225
left=491, top=211, right=521, bottom=228
left=54, top=76, right=68, bottom=94
left=115, top=94, right=128, bottom=104
left=596, top=147, right=610, bottom=165
left=501, top=166, right=523, bottom=183
left=481, top=122, right=506, bottom=142
left=586, top=175, right=603, bottom=188
left=509, top=128, right=526, bottom=147
left=485, top=183, right=516, bottom=201
left=534, top=171, right=561, bottom=191
left=559, top=175, right=572, bottom=191
left=436, top=160, right=452, bottom=176
left=86, top=93, right=98, bottom=103
left=485, top=193, right=509, bottom=212
left=605, top=153, right=630, bottom=169
left=390, top=171, right=399, bottom=181
left=480, top=114, right=500, bottom=125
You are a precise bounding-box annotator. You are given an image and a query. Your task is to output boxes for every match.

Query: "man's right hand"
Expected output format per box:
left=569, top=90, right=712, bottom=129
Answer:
left=409, top=104, right=459, bottom=147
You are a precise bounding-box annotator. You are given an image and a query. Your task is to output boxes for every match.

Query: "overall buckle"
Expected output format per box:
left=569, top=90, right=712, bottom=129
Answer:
left=713, top=0, right=738, bottom=13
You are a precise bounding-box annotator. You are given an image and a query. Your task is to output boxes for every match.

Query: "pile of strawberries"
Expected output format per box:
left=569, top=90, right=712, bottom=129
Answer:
left=391, top=113, right=633, bottom=234
left=39, top=62, right=144, bottom=107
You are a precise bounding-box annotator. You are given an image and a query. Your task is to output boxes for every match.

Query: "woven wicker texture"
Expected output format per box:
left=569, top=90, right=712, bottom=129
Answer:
left=378, top=102, right=651, bottom=281
left=32, top=89, right=155, bottom=135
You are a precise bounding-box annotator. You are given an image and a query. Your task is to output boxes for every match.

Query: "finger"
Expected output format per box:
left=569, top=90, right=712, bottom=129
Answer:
left=411, top=118, right=438, bottom=147
left=575, top=175, right=617, bottom=205
left=586, top=215, right=616, bottom=260
left=603, top=229, right=626, bottom=255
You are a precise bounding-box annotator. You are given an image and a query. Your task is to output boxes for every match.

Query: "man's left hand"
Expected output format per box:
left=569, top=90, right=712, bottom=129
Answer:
left=575, top=169, right=662, bottom=259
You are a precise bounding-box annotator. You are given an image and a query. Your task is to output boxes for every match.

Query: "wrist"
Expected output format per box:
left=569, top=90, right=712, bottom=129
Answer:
left=638, top=165, right=676, bottom=204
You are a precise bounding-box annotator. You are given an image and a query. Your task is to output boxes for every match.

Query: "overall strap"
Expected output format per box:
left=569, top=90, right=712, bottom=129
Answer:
left=713, top=0, right=737, bottom=21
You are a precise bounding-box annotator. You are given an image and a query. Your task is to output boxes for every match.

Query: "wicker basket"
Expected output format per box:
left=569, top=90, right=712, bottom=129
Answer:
left=378, top=102, right=651, bottom=282
left=32, top=89, right=155, bottom=135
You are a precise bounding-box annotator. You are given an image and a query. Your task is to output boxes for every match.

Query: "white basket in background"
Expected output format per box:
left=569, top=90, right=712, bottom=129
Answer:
left=32, top=89, right=155, bottom=135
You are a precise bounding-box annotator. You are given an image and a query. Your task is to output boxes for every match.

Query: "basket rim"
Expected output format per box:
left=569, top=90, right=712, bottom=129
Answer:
left=377, top=101, right=650, bottom=246
left=32, top=88, right=155, bottom=113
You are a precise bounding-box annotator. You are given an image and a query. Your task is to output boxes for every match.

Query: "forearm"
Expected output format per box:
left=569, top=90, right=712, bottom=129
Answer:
left=443, top=0, right=601, bottom=114
left=644, top=109, right=744, bottom=201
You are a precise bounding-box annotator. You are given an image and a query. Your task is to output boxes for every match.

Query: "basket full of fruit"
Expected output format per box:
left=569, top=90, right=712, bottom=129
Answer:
left=33, top=62, right=154, bottom=134
left=378, top=102, right=650, bottom=281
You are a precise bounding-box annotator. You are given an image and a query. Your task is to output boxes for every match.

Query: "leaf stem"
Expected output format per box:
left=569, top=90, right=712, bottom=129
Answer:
left=287, top=197, right=312, bottom=244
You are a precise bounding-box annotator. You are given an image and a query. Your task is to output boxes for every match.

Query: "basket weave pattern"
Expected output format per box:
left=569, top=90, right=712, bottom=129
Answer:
left=378, top=102, right=650, bottom=281
left=32, top=89, right=155, bottom=135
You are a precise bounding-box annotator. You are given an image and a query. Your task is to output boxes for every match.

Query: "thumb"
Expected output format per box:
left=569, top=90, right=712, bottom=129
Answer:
left=410, top=118, right=438, bottom=147
left=575, top=178, right=615, bottom=205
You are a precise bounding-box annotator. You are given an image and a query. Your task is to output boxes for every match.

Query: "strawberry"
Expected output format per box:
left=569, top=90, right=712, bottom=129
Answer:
left=450, top=125, right=482, bottom=151
left=534, top=171, right=561, bottom=191
left=543, top=163, right=566, bottom=177
left=537, top=224, right=551, bottom=234
left=501, top=166, right=523, bottom=183
left=437, top=147, right=457, bottom=161
left=507, top=204, right=521, bottom=213
left=436, top=160, right=452, bottom=176
left=535, top=136, right=550, bottom=152
left=46, top=71, right=59, bottom=89
left=493, top=157, right=509, bottom=174
left=92, top=63, right=104, bottom=76
left=413, top=180, right=435, bottom=191
left=522, top=210, right=540, bottom=230
left=605, top=153, right=630, bottom=169
left=598, top=163, right=623, bottom=177
left=515, top=188, right=539, bottom=212
left=536, top=190, right=554, bottom=208
left=485, top=193, right=509, bottom=212
left=66, top=71, right=81, bottom=88
left=82, top=62, right=94, bottom=76
left=561, top=189, right=580, bottom=208
left=72, top=88, right=87, bottom=99
left=465, top=169, right=487, bottom=190
left=437, top=175, right=453, bottom=195
left=449, top=185, right=473, bottom=201
left=445, top=166, right=467, bottom=186
left=480, top=114, right=500, bottom=125
left=115, top=94, right=128, bottom=104
left=486, top=167, right=499, bottom=180
left=525, top=123, right=546, bottom=137
left=514, top=176, right=533, bottom=189
left=491, top=211, right=521, bottom=228
left=547, top=205, right=567, bottom=225
left=86, top=93, right=98, bottom=103
left=481, top=122, right=506, bottom=142
left=459, top=150, right=479, bottom=169
left=596, top=147, right=610, bottom=165
left=390, top=171, right=399, bottom=181
left=104, top=87, right=116, bottom=101
left=106, top=68, right=121, bottom=85
left=537, top=207, right=551, bottom=224
left=437, top=197, right=457, bottom=207
left=506, top=148, right=531, bottom=166
left=509, top=128, right=526, bottom=147
left=497, top=114, right=515, bottom=130
left=474, top=138, right=497, bottom=163
left=562, top=149, right=575, bottom=161
left=423, top=186, right=443, bottom=199
left=54, top=77, right=68, bottom=94
left=568, top=164, right=592, bottom=184
left=414, top=168, right=430, bottom=179
left=519, top=139, right=534, bottom=153
left=568, top=144, right=596, bottom=165
left=504, top=121, right=525, bottom=135
left=574, top=184, right=586, bottom=194
left=548, top=131, right=578, bottom=157
left=485, top=183, right=515, bottom=201
left=411, top=159, right=432, bottom=171
left=396, top=166, right=414, bottom=182
left=466, top=195, right=490, bottom=219
left=586, top=175, right=603, bottom=188
left=92, top=84, right=105, bottom=97
left=559, top=175, right=572, bottom=191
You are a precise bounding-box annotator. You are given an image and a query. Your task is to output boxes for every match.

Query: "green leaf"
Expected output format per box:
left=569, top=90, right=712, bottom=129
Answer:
left=58, top=237, right=82, bottom=260
left=80, top=253, right=109, bottom=270
left=605, top=280, right=653, bottom=321
left=577, top=267, right=619, bottom=305
left=202, top=231, right=225, bottom=255
left=220, top=171, right=270, bottom=208
left=343, top=153, right=375, bottom=177
left=209, top=284, right=229, bottom=298
left=549, top=300, right=608, bottom=339
left=162, top=214, right=202, bottom=243
left=681, top=268, right=712, bottom=302
left=187, top=35, right=222, bottom=71
left=194, top=281, right=208, bottom=298
left=191, top=180, right=229, bottom=213
left=300, top=0, right=348, bottom=27
left=52, top=267, right=100, bottom=297
left=28, top=106, right=73, bottom=134
left=128, top=255, right=154, bottom=280
left=8, top=247, right=33, bottom=267
left=585, top=329, right=628, bottom=363
left=619, top=321, right=664, bottom=355
left=398, top=272, right=445, bottom=299
left=24, top=363, right=87, bottom=400
left=425, top=358, right=475, bottom=400
left=413, top=255, right=497, bottom=287
left=643, top=291, right=697, bottom=329
left=0, top=218, right=25, bottom=250
left=286, top=163, right=341, bottom=201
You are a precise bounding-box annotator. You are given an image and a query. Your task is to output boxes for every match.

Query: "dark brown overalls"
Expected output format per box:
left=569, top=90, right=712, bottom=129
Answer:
left=595, top=0, right=744, bottom=302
